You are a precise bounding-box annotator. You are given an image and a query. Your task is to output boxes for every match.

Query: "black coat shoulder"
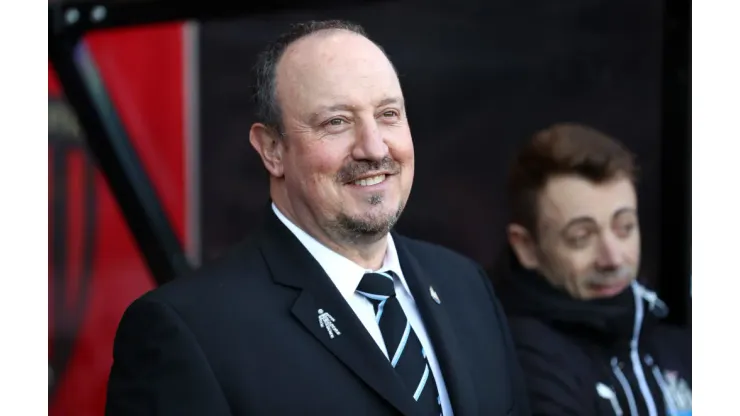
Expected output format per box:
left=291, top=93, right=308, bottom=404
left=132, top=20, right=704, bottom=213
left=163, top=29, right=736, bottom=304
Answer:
left=505, top=316, right=599, bottom=415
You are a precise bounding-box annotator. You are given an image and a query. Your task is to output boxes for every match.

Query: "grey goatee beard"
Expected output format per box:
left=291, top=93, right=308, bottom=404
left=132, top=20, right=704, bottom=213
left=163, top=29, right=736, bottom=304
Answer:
left=329, top=194, right=405, bottom=244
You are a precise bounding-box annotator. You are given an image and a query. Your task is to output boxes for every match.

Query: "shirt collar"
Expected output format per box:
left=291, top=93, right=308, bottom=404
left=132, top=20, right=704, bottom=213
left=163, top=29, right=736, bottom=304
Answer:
left=271, top=203, right=408, bottom=298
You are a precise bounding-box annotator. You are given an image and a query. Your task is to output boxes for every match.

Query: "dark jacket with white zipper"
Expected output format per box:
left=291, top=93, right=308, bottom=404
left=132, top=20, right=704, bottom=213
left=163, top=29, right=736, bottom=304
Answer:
left=495, top=267, right=692, bottom=416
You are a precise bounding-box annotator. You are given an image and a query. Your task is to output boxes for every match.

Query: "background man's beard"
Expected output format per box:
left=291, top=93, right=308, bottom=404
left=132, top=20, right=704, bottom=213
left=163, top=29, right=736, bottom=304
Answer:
left=535, top=247, right=637, bottom=294
left=584, top=265, right=637, bottom=286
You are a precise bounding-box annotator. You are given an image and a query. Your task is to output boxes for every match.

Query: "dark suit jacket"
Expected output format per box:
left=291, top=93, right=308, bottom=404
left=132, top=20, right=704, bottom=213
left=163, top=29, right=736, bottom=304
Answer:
left=105, top=210, right=530, bottom=415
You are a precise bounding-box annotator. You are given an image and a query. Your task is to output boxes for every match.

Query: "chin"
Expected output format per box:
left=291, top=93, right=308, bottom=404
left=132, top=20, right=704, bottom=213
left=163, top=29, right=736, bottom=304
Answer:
left=354, top=205, right=398, bottom=223
left=585, top=279, right=632, bottom=299
left=349, top=192, right=397, bottom=210
left=345, top=196, right=403, bottom=221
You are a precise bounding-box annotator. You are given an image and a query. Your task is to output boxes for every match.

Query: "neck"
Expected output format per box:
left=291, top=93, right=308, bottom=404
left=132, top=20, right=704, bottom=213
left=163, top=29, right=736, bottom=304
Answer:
left=330, top=235, right=388, bottom=270
left=272, top=196, right=388, bottom=270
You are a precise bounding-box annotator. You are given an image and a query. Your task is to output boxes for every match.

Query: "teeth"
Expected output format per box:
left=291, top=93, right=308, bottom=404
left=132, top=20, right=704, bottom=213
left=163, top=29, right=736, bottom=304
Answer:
left=353, top=174, right=386, bottom=187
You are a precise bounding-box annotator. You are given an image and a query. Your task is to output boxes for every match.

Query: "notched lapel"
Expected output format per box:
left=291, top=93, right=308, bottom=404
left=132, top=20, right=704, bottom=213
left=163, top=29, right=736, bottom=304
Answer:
left=257, top=210, right=419, bottom=416
left=394, top=234, right=479, bottom=415
left=291, top=291, right=418, bottom=416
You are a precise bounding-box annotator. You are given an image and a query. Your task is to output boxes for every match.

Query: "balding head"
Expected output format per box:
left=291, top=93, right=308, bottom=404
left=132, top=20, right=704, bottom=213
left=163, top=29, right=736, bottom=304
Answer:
left=276, top=30, right=402, bottom=135
left=252, top=20, right=396, bottom=133
left=248, top=20, right=414, bottom=269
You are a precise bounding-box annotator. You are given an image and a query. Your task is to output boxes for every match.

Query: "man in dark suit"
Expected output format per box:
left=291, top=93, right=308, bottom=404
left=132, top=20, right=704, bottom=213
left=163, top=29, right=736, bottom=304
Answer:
left=105, top=20, right=529, bottom=415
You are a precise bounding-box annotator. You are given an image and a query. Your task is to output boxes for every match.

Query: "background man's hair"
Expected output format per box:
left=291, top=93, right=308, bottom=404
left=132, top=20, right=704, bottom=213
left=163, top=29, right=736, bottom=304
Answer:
left=252, top=20, right=369, bottom=133
left=507, top=122, right=638, bottom=237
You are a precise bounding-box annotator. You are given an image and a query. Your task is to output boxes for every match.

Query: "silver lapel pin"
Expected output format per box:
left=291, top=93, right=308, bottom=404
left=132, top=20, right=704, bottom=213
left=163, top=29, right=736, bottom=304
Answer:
left=429, top=286, right=441, bottom=304
left=318, top=309, right=341, bottom=339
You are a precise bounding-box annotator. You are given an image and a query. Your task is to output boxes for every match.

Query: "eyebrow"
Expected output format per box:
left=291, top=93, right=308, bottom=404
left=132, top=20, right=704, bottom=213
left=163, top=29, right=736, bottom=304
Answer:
left=376, top=96, right=404, bottom=108
left=562, top=217, right=597, bottom=234
left=560, top=207, right=637, bottom=233
left=612, top=207, right=637, bottom=218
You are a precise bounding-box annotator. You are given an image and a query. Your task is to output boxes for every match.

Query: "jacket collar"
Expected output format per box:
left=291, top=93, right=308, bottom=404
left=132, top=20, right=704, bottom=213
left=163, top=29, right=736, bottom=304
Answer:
left=256, top=207, right=478, bottom=415
left=496, top=262, right=668, bottom=347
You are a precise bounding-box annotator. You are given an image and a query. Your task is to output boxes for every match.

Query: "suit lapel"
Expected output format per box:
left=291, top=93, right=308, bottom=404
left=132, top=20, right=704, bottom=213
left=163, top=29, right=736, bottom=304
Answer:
left=257, top=210, right=418, bottom=416
left=393, top=233, right=479, bottom=415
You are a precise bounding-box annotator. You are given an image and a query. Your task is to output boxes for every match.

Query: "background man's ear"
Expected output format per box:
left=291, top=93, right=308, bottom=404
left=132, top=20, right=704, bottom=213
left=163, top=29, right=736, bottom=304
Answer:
left=249, top=123, right=285, bottom=178
left=507, top=224, right=540, bottom=270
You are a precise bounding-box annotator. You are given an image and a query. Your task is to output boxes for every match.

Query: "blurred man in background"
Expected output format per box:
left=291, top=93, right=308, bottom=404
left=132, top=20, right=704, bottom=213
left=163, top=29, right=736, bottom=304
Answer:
left=105, top=20, right=529, bottom=415
left=496, top=123, right=691, bottom=415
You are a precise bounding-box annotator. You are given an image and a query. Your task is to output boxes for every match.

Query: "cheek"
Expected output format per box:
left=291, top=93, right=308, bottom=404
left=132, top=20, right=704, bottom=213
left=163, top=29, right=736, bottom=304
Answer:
left=626, top=234, right=641, bottom=261
left=291, top=142, right=343, bottom=180
left=282, top=150, right=335, bottom=204
left=389, top=134, right=415, bottom=186
left=390, top=133, right=414, bottom=165
left=556, top=250, right=595, bottom=284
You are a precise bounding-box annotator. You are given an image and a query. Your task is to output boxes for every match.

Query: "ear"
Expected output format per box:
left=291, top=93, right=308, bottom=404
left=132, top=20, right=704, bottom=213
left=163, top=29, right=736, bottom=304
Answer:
left=249, top=123, right=285, bottom=178
left=507, top=224, right=540, bottom=270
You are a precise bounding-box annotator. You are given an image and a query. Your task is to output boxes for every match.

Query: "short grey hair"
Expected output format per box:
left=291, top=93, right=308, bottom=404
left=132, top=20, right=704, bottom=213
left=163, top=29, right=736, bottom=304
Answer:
left=252, top=20, right=372, bottom=134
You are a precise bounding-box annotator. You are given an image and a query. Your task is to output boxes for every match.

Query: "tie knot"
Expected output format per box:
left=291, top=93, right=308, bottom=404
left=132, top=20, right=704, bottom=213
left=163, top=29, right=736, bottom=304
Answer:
left=356, top=271, right=396, bottom=301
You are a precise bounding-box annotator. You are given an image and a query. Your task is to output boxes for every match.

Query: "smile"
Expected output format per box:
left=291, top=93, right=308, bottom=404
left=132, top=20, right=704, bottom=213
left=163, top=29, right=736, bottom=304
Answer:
left=351, top=174, right=387, bottom=187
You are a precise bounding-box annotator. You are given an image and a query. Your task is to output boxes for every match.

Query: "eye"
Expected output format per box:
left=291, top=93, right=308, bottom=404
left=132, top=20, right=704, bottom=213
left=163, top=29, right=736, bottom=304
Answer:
left=320, top=117, right=351, bottom=132
left=572, top=236, right=591, bottom=248
left=327, top=118, right=346, bottom=126
left=382, top=110, right=399, bottom=118
left=615, top=222, right=637, bottom=238
left=567, top=230, right=594, bottom=248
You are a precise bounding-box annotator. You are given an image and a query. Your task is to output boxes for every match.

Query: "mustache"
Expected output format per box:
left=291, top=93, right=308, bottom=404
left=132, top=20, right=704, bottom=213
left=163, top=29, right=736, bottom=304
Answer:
left=586, top=265, right=635, bottom=285
left=335, top=157, right=401, bottom=183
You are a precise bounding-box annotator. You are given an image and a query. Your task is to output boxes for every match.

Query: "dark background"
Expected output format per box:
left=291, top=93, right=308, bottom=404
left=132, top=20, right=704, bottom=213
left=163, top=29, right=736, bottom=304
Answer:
left=198, top=0, right=689, bottom=323
left=45, top=1, right=688, bottom=413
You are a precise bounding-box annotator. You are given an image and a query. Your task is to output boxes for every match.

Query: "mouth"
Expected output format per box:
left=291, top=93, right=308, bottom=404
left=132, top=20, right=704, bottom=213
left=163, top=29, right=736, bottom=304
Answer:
left=588, top=280, right=630, bottom=297
left=348, top=174, right=390, bottom=187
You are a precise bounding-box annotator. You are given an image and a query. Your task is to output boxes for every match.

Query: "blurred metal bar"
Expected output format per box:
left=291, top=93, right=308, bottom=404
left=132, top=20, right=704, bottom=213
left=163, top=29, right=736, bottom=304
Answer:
left=184, top=21, right=202, bottom=267
left=49, top=0, right=389, bottom=37
left=48, top=33, right=192, bottom=285
left=658, top=0, right=691, bottom=326
left=48, top=0, right=393, bottom=286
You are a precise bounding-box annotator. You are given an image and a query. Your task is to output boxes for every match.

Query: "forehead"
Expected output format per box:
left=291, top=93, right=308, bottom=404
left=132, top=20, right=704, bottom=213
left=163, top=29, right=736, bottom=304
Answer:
left=538, top=175, right=637, bottom=225
left=275, top=31, right=402, bottom=114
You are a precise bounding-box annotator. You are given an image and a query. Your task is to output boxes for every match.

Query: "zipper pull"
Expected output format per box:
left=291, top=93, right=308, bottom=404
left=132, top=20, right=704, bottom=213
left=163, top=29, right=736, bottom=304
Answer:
left=596, top=382, right=623, bottom=416
left=644, top=354, right=654, bottom=366
left=635, top=283, right=669, bottom=318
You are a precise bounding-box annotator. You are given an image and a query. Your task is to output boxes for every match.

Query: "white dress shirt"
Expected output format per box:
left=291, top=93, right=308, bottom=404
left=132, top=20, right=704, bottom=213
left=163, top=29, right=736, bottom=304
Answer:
left=272, top=203, right=453, bottom=415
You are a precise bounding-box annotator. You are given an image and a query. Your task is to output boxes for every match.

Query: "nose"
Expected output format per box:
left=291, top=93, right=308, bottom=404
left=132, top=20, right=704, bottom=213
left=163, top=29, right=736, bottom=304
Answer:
left=351, top=119, right=388, bottom=161
left=595, top=234, right=624, bottom=270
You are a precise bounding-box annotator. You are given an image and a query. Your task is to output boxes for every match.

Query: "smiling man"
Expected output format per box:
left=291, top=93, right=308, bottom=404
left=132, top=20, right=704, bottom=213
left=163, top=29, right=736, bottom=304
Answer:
left=496, top=123, right=691, bottom=416
left=105, top=20, right=529, bottom=416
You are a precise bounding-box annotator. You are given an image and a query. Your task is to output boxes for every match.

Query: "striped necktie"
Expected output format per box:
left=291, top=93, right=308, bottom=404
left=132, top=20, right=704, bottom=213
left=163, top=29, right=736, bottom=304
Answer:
left=356, top=271, right=442, bottom=415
